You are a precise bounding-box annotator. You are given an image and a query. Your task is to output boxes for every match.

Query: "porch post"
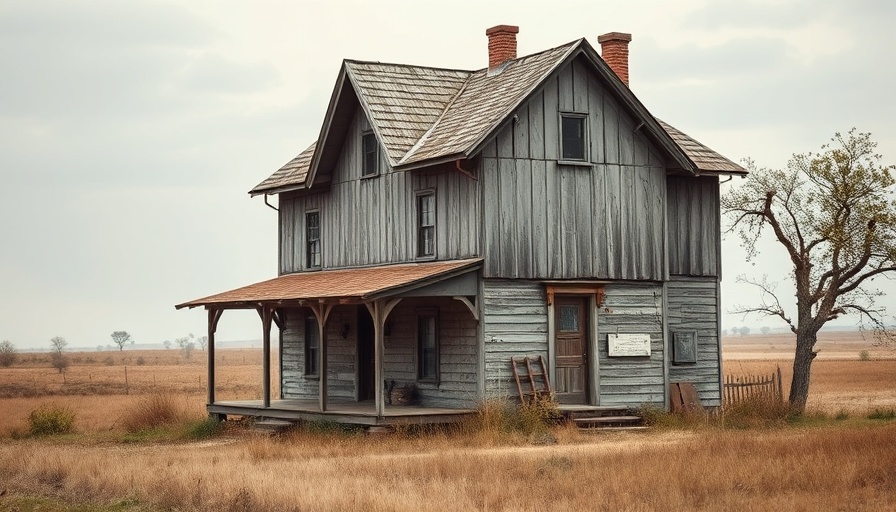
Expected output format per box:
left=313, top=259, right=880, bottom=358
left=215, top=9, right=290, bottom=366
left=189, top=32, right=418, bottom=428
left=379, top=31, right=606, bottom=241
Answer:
left=366, top=298, right=402, bottom=418
left=207, top=308, right=222, bottom=407
left=260, top=305, right=273, bottom=408
left=311, top=302, right=334, bottom=413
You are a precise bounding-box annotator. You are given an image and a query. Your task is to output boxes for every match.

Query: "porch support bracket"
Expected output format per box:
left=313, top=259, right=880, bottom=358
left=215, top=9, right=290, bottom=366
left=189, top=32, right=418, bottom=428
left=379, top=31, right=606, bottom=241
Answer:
left=310, top=302, right=335, bottom=412
left=365, top=297, right=402, bottom=418
left=453, top=296, right=479, bottom=322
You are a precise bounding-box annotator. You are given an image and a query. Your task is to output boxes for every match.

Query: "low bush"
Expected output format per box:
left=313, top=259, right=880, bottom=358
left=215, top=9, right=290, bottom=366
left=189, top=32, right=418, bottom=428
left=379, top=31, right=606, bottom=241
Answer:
left=723, top=395, right=789, bottom=429
left=122, top=393, right=185, bottom=432
left=868, top=408, right=896, bottom=421
left=184, top=417, right=224, bottom=439
left=29, top=403, right=76, bottom=436
left=859, top=350, right=871, bottom=361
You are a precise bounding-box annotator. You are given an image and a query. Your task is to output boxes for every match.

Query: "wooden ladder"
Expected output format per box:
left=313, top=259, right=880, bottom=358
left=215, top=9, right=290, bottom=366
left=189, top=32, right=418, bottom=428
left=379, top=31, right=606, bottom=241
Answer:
left=511, top=355, right=553, bottom=402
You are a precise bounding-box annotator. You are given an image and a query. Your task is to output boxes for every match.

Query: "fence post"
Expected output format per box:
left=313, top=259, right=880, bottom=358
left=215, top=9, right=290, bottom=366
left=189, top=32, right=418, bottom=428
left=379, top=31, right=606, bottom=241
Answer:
left=125, top=366, right=129, bottom=395
left=776, top=366, right=783, bottom=402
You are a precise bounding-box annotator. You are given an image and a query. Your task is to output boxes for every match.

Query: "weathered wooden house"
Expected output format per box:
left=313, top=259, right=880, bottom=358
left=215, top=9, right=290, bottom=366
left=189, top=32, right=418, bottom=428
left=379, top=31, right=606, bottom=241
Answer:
left=177, top=26, right=745, bottom=425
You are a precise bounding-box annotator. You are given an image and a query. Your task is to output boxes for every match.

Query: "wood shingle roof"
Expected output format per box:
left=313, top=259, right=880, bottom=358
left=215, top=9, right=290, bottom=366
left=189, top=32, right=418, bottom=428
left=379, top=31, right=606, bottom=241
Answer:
left=249, top=38, right=744, bottom=196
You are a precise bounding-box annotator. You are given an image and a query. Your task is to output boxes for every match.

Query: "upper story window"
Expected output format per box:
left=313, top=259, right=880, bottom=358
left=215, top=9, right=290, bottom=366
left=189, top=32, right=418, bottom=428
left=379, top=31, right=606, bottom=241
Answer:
left=417, top=192, right=435, bottom=258
left=560, top=114, right=587, bottom=161
left=362, top=132, right=379, bottom=177
left=306, top=211, right=321, bottom=269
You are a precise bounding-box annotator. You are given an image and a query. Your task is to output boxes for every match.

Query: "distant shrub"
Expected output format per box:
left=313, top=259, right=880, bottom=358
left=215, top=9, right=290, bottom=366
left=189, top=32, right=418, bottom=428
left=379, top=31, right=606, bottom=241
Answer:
left=859, top=350, right=871, bottom=361
left=29, top=404, right=76, bottom=436
left=834, top=410, right=850, bottom=421
left=104, top=356, right=115, bottom=366
left=50, top=353, right=69, bottom=374
left=0, top=340, right=17, bottom=367
left=122, top=393, right=185, bottom=432
left=868, top=408, right=896, bottom=421
left=135, top=356, right=146, bottom=366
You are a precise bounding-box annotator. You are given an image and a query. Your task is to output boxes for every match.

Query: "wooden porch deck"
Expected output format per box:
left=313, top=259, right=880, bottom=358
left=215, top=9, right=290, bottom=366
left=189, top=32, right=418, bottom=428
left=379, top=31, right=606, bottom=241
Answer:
left=209, top=399, right=476, bottom=426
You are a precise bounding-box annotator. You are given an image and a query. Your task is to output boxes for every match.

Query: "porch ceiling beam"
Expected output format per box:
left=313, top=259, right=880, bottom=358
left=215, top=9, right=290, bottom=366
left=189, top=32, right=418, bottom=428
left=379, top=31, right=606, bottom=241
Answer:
left=365, top=297, right=402, bottom=418
left=452, top=296, right=479, bottom=322
left=310, top=302, right=335, bottom=412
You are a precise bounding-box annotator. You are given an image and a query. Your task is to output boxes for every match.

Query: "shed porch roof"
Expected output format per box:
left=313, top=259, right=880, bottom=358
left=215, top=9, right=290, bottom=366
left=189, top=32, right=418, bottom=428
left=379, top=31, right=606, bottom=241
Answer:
left=175, top=258, right=482, bottom=310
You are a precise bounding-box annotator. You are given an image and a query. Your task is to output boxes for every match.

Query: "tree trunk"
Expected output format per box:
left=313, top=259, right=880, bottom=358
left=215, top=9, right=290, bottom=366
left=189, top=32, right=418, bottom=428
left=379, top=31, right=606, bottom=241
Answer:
left=788, top=329, right=818, bottom=414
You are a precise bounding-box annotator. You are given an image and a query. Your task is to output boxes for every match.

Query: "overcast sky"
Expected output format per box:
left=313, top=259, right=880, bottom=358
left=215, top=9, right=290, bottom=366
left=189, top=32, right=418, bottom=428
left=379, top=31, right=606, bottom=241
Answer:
left=2, top=0, right=895, bottom=349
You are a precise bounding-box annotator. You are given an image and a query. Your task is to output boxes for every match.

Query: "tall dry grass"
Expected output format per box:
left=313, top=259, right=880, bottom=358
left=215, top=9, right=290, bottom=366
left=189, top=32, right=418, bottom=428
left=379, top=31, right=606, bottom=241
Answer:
left=1, top=424, right=894, bottom=511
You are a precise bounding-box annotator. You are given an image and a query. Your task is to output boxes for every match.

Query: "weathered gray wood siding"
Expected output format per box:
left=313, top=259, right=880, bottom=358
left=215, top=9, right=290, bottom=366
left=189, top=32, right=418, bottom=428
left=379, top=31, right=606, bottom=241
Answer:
left=597, top=284, right=666, bottom=406
left=666, top=176, right=720, bottom=277
left=481, top=57, right=667, bottom=280
left=279, top=107, right=480, bottom=274
left=482, top=280, right=549, bottom=397
left=281, top=306, right=357, bottom=400
left=280, top=300, right=478, bottom=409
left=384, top=298, right=478, bottom=408
left=666, top=277, right=721, bottom=406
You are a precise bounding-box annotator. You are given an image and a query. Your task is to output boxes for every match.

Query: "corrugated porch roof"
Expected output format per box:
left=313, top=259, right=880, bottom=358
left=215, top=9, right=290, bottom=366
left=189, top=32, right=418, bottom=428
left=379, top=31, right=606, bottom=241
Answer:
left=175, top=259, right=482, bottom=310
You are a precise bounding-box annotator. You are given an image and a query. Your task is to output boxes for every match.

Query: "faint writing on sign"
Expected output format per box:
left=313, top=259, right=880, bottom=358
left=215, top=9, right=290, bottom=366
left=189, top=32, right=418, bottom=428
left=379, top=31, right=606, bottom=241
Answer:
left=608, top=333, right=651, bottom=357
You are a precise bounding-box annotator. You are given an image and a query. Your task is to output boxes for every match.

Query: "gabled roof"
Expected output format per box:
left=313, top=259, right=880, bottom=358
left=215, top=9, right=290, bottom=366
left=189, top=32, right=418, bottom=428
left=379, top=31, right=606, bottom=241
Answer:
left=249, top=38, right=744, bottom=196
left=176, top=258, right=482, bottom=309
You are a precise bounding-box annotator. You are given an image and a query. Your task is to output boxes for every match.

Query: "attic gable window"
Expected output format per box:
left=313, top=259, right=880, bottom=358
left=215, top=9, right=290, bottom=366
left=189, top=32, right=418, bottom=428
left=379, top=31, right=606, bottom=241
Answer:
left=417, top=192, right=435, bottom=258
left=560, top=114, right=587, bottom=161
left=306, top=211, right=321, bottom=269
left=362, top=132, right=379, bottom=177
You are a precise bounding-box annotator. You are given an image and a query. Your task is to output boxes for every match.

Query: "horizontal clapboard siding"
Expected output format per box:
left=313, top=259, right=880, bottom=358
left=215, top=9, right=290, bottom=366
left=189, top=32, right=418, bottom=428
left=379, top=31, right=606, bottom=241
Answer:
left=482, top=280, right=549, bottom=397
left=279, top=106, right=480, bottom=273
left=667, top=176, right=720, bottom=277
left=281, top=307, right=356, bottom=400
left=597, top=284, right=666, bottom=406
left=667, top=277, right=722, bottom=406
left=481, top=58, right=666, bottom=280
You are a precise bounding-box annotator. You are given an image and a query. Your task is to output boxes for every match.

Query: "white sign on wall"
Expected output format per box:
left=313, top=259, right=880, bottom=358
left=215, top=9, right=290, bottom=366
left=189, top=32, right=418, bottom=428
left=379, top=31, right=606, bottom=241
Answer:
left=608, top=333, right=652, bottom=357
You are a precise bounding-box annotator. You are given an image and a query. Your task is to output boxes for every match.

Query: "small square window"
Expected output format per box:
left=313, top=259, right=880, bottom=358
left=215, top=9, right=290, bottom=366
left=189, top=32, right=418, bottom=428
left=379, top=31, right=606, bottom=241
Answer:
left=561, top=114, right=587, bottom=161
left=417, top=312, right=438, bottom=381
left=362, top=133, right=379, bottom=177
left=417, top=193, right=435, bottom=257
left=305, top=314, right=320, bottom=376
left=306, top=211, right=321, bottom=269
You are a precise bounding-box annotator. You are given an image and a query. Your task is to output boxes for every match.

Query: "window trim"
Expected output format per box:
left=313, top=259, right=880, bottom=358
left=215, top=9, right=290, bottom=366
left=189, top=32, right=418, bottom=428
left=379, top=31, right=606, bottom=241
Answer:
left=305, top=210, right=321, bottom=270
left=416, top=191, right=436, bottom=260
left=416, top=308, right=439, bottom=383
left=361, top=131, right=380, bottom=178
left=559, top=112, right=589, bottom=162
left=304, top=313, right=320, bottom=378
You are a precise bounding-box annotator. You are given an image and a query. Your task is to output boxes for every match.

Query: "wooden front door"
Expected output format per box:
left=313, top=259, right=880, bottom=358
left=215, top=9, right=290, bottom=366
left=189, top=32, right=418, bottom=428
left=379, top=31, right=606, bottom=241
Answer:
left=554, top=297, right=588, bottom=404
left=357, top=307, right=376, bottom=401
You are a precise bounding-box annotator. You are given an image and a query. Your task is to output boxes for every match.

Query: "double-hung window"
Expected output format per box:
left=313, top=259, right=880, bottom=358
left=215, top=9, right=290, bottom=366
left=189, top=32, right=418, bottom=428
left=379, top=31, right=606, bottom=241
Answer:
left=306, top=211, right=321, bottom=269
left=560, top=113, right=588, bottom=161
left=417, top=311, right=438, bottom=381
left=305, top=314, right=319, bottom=377
left=417, top=193, right=435, bottom=258
left=362, top=132, right=379, bottom=177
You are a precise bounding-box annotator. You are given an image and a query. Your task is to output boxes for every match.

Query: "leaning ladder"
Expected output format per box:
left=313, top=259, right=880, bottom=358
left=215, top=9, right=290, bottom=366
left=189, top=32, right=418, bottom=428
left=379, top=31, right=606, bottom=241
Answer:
left=511, top=355, right=553, bottom=403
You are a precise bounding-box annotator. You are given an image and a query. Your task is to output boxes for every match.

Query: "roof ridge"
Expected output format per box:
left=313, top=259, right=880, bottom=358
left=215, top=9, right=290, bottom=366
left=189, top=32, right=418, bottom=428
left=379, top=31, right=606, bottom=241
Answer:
left=469, top=38, right=583, bottom=73
left=344, top=58, right=473, bottom=75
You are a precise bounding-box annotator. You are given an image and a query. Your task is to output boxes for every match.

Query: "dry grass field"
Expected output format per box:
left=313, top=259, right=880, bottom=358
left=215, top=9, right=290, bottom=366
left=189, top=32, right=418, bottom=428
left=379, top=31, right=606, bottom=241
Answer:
left=0, top=337, right=893, bottom=511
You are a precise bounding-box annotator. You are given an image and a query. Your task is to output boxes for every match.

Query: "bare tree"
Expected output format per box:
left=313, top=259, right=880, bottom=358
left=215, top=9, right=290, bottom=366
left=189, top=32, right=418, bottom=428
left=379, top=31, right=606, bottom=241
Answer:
left=163, top=340, right=172, bottom=350
left=0, top=340, right=17, bottom=367
left=722, top=130, right=896, bottom=413
left=110, top=331, right=133, bottom=351
left=49, top=336, right=69, bottom=373
left=176, top=336, right=195, bottom=360
left=197, top=335, right=208, bottom=351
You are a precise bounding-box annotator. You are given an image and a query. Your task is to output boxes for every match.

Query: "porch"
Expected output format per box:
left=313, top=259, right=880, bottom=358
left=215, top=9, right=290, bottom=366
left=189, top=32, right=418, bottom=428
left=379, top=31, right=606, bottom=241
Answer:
left=209, top=398, right=475, bottom=426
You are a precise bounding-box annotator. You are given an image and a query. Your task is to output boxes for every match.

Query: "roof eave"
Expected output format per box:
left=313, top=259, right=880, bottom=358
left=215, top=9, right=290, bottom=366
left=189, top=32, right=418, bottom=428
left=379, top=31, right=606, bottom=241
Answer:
left=248, top=182, right=307, bottom=197
left=305, top=63, right=350, bottom=188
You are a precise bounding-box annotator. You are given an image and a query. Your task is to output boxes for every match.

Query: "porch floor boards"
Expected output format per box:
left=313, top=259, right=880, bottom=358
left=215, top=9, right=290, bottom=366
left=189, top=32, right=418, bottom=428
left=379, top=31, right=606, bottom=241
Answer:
left=209, top=398, right=475, bottom=426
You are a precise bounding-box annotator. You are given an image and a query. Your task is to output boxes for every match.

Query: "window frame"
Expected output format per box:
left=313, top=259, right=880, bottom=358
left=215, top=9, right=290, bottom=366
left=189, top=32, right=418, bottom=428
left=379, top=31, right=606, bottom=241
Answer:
left=416, top=191, right=436, bottom=259
left=304, top=313, right=320, bottom=378
left=305, top=210, right=321, bottom=269
left=416, top=309, right=439, bottom=383
left=361, top=131, right=380, bottom=178
left=559, top=112, right=589, bottom=164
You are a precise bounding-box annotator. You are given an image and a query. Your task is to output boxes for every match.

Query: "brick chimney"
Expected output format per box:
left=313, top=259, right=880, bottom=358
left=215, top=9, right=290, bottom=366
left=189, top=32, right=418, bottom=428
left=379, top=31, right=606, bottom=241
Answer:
left=598, top=32, right=632, bottom=86
left=486, top=25, right=519, bottom=70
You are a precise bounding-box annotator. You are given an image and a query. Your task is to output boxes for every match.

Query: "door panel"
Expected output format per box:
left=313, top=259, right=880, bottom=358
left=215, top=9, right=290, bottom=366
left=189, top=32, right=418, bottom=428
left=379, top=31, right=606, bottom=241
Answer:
left=554, top=297, right=587, bottom=404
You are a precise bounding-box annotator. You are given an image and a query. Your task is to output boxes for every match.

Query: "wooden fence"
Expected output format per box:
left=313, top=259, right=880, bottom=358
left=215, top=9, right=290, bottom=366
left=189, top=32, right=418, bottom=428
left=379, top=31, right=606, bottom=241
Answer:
left=723, top=367, right=784, bottom=405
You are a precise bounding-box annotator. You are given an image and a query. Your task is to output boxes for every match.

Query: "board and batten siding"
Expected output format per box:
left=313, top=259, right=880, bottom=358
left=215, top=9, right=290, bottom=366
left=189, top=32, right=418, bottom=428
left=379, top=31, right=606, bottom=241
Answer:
left=666, top=277, right=722, bottom=406
left=281, top=307, right=357, bottom=400
left=481, top=57, right=666, bottom=281
left=596, top=284, right=666, bottom=407
left=279, top=106, right=480, bottom=274
left=482, top=280, right=549, bottom=398
left=666, top=176, right=721, bottom=277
